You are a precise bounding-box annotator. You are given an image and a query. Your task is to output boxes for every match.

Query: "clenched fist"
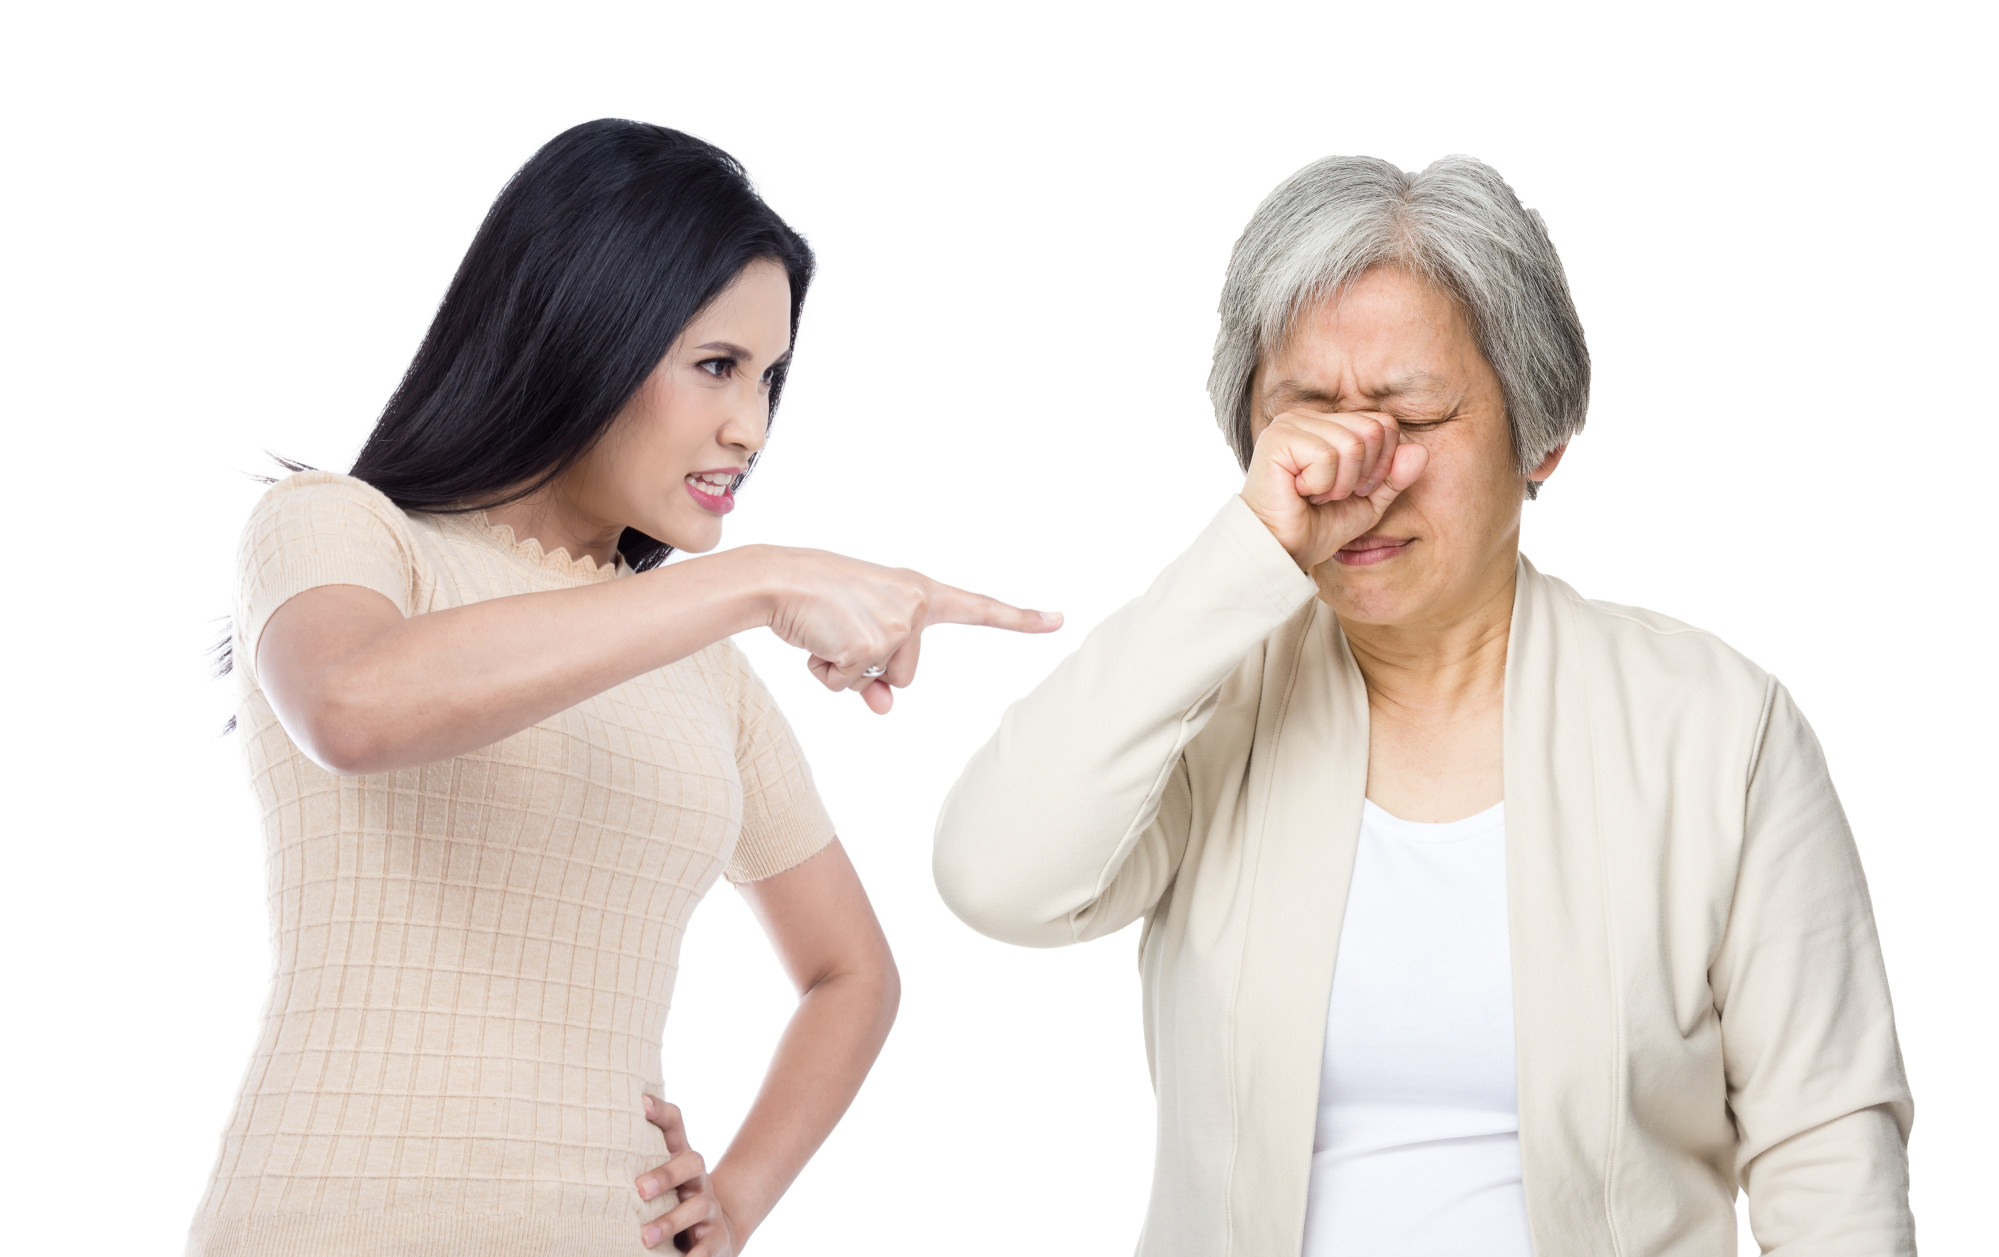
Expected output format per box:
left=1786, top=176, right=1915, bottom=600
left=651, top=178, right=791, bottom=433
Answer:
left=1239, top=409, right=1429, bottom=572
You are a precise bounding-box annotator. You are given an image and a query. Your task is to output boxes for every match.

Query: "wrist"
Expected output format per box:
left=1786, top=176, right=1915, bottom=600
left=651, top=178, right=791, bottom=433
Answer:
left=1235, top=491, right=1310, bottom=572
left=690, top=544, right=788, bottom=634
left=708, top=1163, right=763, bottom=1247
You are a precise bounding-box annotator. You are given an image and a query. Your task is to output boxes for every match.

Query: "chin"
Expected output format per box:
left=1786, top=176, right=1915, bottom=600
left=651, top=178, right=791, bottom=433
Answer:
left=1315, top=567, right=1425, bottom=628
left=644, top=507, right=725, bottom=555
left=664, top=529, right=723, bottom=555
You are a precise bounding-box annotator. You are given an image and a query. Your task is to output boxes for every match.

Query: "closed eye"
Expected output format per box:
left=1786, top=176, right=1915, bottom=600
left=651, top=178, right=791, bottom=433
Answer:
left=1393, top=408, right=1460, bottom=431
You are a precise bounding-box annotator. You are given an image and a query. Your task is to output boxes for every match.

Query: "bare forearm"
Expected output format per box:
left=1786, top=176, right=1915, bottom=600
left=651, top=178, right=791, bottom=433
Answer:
left=296, top=546, right=777, bottom=773
left=710, top=965, right=899, bottom=1243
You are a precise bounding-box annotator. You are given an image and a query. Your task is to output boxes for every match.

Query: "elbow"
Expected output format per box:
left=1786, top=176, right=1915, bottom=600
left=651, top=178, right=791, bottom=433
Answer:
left=289, top=669, right=392, bottom=776
left=877, top=948, right=902, bottom=1036
left=828, top=938, right=900, bottom=1048
left=932, top=829, right=1076, bottom=949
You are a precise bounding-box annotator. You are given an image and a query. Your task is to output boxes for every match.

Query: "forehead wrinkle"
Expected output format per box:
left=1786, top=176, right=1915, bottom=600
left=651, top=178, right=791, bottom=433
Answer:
left=1369, top=368, right=1454, bottom=398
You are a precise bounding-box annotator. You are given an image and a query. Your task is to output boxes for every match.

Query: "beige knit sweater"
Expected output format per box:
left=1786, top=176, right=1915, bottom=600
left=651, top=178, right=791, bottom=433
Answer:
left=186, top=471, right=835, bottom=1257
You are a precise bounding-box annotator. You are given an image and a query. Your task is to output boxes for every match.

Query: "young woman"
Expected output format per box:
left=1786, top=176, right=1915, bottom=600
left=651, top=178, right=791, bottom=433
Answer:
left=186, top=119, right=1058, bottom=1257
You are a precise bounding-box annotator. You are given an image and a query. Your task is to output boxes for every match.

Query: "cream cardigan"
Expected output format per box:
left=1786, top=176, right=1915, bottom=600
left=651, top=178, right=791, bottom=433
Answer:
left=933, top=495, right=1914, bottom=1257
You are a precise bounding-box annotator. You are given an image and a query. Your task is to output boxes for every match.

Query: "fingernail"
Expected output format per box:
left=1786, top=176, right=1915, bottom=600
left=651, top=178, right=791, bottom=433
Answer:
left=643, top=1095, right=656, bottom=1113
left=1041, top=610, right=1063, bottom=623
left=642, top=1224, right=662, bottom=1246
left=638, top=1176, right=658, bottom=1199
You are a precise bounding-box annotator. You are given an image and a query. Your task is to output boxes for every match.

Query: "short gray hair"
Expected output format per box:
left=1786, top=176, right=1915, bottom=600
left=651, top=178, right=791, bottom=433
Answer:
left=1207, top=155, right=1588, bottom=498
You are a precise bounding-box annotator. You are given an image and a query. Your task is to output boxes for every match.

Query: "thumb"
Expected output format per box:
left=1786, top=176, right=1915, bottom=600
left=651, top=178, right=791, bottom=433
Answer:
left=1361, top=441, right=1428, bottom=516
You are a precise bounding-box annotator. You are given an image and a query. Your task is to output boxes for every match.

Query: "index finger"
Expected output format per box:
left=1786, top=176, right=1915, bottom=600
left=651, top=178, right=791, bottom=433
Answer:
left=923, top=583, right=1063, bottom=633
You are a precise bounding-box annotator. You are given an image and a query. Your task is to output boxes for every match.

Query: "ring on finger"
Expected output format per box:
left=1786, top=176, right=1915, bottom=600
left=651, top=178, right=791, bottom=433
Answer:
left=861, top=664, right=887, bottom=678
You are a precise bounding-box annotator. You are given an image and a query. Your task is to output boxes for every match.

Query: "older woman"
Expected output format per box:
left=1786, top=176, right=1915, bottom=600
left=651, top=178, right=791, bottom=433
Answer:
left=932, top=156, right=1914, bottom=1257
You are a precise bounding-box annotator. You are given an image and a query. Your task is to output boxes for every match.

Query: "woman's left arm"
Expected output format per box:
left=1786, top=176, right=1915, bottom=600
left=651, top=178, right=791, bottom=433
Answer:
left=638, top=840, right=898, bottom=1253
left=1712, top=680, right=1916, bottom=1255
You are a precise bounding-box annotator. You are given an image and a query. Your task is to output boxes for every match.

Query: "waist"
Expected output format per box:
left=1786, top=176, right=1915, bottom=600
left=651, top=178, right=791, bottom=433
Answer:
left=186, top=1207, right=654, bottom=1257
left=196, top=1117, right=668, bottom=1221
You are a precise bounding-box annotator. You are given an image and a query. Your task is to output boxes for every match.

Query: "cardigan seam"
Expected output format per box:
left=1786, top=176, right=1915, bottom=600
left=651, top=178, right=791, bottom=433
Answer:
left=1572, top=587, right=1632, bottom=1257
left=1077, top=676, right=1229, bottom=934
left=1710, top=674, right=1782, bottom=981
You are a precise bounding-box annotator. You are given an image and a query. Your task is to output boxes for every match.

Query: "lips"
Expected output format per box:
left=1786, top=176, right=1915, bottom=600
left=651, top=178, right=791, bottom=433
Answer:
left=1333, top=534, right=1413, bottom=567
left=684, top=469, right=741, bottom=514
left=1340, top=533, right=1406, bottom=552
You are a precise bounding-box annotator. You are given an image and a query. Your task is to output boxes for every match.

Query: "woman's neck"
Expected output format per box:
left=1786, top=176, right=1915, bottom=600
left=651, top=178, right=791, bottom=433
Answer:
left=1339, top=569, right=1517, bottom=723
left=480, top=477, right=626, bottom=570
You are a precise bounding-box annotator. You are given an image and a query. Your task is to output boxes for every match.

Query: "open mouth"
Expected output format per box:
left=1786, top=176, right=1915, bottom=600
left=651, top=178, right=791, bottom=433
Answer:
left=684, top=471, right=738, bottom=513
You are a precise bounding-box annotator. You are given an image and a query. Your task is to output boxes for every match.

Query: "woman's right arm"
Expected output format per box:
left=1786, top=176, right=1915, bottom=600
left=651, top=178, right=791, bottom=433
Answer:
left=259, top=544, right=1054, bottom=776
left=259, top=549, right=748, bottom=774
left=931, top=497, right=1322, bottom=948
left=932, top=410, right=1425, bottom=948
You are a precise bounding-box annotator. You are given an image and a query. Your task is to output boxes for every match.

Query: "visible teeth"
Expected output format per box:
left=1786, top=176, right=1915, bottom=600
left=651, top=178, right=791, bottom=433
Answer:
left=688, top=474, right=733, bottom=491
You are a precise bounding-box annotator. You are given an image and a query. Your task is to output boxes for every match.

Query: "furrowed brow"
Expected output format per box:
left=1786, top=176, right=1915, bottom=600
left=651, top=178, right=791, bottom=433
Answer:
left=1371, top=370, right=1450, bottom=398
left=1264, top=379, right=1342, bottom=412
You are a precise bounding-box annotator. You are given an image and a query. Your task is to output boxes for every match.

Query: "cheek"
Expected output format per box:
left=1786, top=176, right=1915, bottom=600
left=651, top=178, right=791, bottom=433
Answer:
left=628, top=390, right=714, bottom=470
left=1392, top=437, right=1489, bottom=534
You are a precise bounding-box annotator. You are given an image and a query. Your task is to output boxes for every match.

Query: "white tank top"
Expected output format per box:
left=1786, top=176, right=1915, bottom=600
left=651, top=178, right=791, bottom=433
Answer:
left=1300, top=799, right=1534, bottom=1256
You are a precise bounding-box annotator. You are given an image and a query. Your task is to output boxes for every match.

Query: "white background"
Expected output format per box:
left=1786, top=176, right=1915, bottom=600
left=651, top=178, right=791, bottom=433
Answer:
left=3, top=2, right=1992, bottom=1253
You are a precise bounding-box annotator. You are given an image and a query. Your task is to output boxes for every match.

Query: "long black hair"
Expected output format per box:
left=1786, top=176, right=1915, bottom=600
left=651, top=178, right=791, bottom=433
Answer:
left=358, top=117, right=813, bottom=564
left=213, top=119, right=814, bottom=691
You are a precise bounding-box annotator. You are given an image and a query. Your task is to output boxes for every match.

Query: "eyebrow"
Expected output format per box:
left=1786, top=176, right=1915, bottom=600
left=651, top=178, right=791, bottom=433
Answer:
left=696, top=340, right=791, bottom=369
left=1263, top=370, right=1451, bottom=410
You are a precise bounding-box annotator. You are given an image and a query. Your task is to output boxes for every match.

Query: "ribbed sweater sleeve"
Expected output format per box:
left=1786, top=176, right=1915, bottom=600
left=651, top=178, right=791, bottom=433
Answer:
left=233, top=471, right=421, bottom=677
left=720, top=640, right=837, bottom=883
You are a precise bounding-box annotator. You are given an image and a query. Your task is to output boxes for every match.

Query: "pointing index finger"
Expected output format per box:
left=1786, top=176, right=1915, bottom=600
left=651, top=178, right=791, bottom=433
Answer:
left=923, top=582, right=1063, bottom=633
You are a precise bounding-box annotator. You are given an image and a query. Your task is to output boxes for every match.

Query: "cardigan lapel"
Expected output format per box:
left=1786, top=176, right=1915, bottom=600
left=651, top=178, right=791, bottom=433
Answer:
left=1226, top=601, right=1371, bottom=1255
left=1505, top=554, right=1620, bottom=1254
left=1222, top=558, right=1621, bottom=1255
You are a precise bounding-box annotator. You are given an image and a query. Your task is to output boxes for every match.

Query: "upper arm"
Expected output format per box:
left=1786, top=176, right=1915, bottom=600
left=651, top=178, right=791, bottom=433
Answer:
left=931, top=494, right=1315, bottom=950
left=235, top=472, right=421, bottom=764
left=1068, top=752, right=1194, bottom=943
left=735, top=839, right=895, bottom=996
left=237, top=472, right=420, bottom=673
left=1713, top=679, right=1914, bottom=1252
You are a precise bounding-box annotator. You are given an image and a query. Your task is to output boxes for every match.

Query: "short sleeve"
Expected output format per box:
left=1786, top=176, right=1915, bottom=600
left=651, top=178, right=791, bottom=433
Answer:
left=234, top=471, right=422, bottom=680
left=717, top=641, right=836, bottom=884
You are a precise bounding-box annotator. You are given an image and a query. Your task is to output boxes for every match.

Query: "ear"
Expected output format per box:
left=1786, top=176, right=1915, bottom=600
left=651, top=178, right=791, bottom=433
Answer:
left=1528, top=441, right=1568, bottom=486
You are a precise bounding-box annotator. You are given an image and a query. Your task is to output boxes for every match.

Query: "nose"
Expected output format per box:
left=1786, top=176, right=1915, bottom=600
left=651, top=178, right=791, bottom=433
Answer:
left=718, top=399, right=770, bottom=458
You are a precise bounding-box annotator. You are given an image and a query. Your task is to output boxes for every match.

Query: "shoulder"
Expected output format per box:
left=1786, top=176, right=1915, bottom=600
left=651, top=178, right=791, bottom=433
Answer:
left=1540, top=565, right=1770, bottom=687
left=234, top=469, right=428, bottom=604
left=1528, top=562, right=1779, bottom=745
left=240, top=470, right=418, bottom=548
